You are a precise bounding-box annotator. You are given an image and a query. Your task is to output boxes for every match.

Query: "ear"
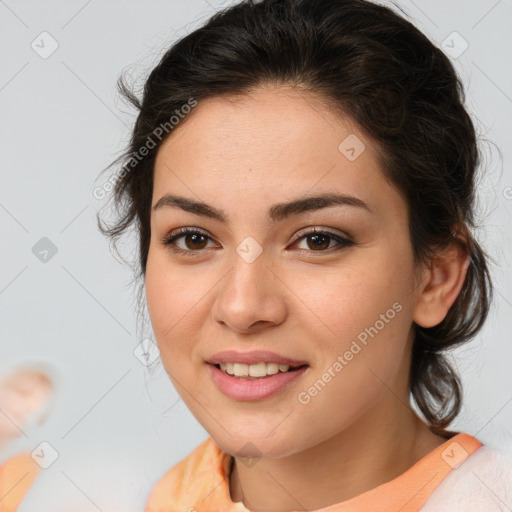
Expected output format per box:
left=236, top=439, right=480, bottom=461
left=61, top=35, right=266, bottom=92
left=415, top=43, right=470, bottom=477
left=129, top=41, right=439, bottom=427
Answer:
left=413, top=243, right=471, bottom=328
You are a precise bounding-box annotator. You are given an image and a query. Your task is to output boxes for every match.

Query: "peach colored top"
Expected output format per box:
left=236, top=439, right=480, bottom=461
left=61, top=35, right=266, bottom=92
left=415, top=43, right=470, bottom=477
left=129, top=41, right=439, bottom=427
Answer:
left=0, top=453, right=40, bottom=512
left=145, top=432, right=482, bottom=512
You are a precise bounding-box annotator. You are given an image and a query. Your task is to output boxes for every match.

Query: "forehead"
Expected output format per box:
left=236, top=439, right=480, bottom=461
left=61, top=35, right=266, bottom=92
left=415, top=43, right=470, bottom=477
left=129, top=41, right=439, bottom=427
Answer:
left=152, top=86, right=404, bottom=221
left=156, top=85, right=373, bottom=167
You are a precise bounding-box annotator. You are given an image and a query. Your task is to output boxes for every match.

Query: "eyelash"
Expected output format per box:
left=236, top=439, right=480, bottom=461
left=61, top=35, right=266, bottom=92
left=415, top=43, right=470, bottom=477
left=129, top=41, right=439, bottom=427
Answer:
left=161, top=227, right=355, bottom=256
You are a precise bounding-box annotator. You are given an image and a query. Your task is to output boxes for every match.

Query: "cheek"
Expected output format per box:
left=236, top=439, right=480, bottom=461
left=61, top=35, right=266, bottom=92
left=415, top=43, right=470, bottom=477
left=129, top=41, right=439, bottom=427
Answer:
left=290, top=243, right=415, bottom=391
left=145, top=250, right=169, bottom=334
left=291, top=250, right=411, bottom=339
left=145, top=249, right=189, bottom=350
left=290, top=274, right=412, bottom=447
left=144, top=247, right=212, bottom=365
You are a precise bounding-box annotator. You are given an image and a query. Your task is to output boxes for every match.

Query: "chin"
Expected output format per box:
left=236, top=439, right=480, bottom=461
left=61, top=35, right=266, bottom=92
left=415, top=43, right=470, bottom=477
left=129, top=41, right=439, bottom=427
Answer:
left=211, top=429, right=303, bottom=460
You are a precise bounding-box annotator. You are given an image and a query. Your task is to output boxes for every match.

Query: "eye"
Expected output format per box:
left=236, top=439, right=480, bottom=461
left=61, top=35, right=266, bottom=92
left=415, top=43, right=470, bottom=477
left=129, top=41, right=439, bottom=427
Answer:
left=161, top=227, right=215, bottom=255
left=161, top=226, right=355, bottom=256
left=290, top=227, right=355, bottom=253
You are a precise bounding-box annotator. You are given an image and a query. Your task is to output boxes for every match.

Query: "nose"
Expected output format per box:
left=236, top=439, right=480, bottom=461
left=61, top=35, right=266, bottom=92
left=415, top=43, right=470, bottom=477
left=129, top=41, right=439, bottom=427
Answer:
left=211, top=250, right=288, bottom=334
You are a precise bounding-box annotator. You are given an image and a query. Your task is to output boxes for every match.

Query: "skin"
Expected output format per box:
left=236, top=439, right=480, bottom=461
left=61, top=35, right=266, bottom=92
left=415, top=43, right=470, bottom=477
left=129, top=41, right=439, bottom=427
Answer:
left=0, top=368, right=53, bottom=450
left=145, top=84, right=469, bottom=511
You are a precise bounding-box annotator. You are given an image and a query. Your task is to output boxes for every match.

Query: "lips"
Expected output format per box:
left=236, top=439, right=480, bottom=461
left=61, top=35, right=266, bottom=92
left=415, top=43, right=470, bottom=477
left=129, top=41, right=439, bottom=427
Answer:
left=207, top=362, right=309, bottom=401
left=205, top=349, right=308, bottom=367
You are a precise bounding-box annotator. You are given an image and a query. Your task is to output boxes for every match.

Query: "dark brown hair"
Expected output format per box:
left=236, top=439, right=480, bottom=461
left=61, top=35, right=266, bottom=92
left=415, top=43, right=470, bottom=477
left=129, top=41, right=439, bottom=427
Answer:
left=97, top=0, right=493, bottom=437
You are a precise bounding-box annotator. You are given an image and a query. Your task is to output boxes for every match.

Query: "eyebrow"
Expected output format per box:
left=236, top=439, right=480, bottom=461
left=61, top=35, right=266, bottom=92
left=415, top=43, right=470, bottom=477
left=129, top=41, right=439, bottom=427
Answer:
left=152, top=192, right=373, bottom=223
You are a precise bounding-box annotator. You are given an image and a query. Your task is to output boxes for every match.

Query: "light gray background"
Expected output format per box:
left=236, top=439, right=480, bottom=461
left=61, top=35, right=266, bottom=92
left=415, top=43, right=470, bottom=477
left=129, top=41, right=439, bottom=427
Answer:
left=1, top=0, right=511, bottom=510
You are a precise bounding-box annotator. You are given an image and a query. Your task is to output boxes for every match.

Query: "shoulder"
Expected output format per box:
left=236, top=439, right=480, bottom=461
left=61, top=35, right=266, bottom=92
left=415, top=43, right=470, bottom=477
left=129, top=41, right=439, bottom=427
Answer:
left=421, top=433, right=512, bottom=511
left=0, top=452, right=40, bottom=511
left=145, top=436, right=229, bottom=511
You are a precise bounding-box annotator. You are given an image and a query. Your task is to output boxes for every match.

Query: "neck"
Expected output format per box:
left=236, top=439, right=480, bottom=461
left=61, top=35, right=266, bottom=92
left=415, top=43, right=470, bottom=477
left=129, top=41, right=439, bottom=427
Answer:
left=229, top=403, right=447, bottom=511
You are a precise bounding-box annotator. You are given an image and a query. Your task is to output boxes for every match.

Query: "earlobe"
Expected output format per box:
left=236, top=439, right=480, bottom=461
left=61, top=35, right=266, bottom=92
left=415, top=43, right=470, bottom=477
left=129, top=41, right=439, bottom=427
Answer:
left=413, top=244, right=470, bottom=329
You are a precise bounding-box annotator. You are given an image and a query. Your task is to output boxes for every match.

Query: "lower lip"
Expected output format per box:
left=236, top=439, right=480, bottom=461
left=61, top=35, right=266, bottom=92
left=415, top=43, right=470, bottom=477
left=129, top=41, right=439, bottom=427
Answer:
left=207, top=363, right=309, bottom=401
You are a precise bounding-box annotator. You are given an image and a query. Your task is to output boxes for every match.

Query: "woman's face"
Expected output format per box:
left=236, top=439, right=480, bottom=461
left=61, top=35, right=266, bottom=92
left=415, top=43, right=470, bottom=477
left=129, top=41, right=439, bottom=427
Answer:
left=145, top=85, right=427, bottom=458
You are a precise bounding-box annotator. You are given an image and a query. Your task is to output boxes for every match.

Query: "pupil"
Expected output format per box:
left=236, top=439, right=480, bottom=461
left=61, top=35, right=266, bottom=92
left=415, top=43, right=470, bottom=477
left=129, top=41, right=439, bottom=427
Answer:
left=309, top=234, right=329, bottom=250
left=187, top=234, right=207, bottom=250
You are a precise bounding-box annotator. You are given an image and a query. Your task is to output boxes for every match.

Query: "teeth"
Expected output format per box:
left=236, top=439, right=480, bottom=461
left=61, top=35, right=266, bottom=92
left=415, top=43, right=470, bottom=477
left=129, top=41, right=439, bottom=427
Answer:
left=266, top=363, right=279, bottom=375
left=218, top=362, right=294, bottom=377
left=233, top=362, right=249, bottom=376
left=249, top=362, right=267, bottom=377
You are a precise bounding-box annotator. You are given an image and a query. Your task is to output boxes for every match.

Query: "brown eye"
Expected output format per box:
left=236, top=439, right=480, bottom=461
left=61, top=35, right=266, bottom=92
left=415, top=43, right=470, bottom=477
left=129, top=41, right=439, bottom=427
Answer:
left=304, top=233, right=331, bottom=251
left=162, top=226, right=354, bottom=257
left=293, top=228, right=354, bottom=253
left=162, top=228, right=215, bottom=254
left=182, top=233, right=209, bottom=250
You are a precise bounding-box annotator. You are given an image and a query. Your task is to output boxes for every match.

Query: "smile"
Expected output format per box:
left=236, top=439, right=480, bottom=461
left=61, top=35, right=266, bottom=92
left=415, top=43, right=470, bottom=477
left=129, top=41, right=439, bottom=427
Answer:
left=207, top=362, right=309, bottom=401
left=217, top=361, right=302, bottom=378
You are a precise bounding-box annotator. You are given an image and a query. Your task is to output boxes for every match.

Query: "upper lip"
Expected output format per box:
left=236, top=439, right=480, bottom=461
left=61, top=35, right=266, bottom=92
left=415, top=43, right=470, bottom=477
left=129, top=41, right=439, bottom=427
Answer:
left=206, top=350, right=308, bottom=367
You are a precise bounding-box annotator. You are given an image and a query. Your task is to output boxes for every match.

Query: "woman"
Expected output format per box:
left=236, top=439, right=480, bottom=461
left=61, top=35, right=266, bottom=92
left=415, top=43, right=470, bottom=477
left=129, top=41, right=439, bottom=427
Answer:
left=96, top=0, right=507, bottom=510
